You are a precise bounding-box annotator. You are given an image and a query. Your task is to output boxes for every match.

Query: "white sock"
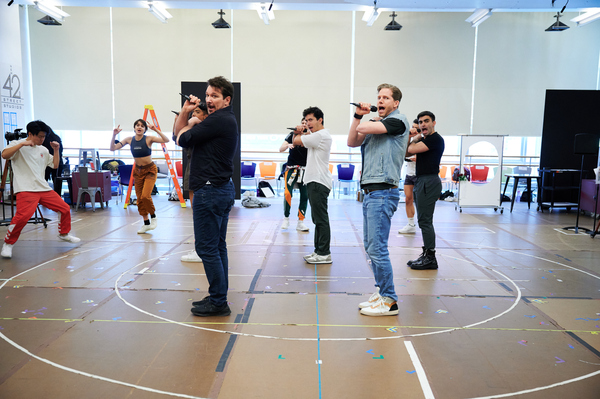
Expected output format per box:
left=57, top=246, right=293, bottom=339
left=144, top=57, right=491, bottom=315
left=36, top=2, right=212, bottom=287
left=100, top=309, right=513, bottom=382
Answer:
left=407, top=217, right=415, bottom=226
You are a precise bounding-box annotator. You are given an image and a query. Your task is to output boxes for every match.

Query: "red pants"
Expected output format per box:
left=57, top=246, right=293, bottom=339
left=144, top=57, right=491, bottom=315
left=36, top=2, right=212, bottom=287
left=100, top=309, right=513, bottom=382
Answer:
left=4, top=190, right=72, bottom=245
left=133, top=163, right=157, bottom=217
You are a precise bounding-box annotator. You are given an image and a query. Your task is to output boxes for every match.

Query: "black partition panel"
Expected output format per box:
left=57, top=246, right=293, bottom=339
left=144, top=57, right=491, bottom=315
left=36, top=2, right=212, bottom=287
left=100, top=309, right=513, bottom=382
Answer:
left=540, top=90, right=600, bottom=174
left=540, top=90, right=600, bottom=203
left=181, top=81, right=242, bottom=199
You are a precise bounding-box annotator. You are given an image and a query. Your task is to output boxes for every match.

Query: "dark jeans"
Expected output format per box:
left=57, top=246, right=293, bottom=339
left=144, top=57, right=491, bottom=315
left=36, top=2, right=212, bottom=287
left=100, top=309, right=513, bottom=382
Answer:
left=193, top=180, right=235, bottom=307
left=306, top=182, right=331, bottom=256
left=414, top=174, right=442, bottom=250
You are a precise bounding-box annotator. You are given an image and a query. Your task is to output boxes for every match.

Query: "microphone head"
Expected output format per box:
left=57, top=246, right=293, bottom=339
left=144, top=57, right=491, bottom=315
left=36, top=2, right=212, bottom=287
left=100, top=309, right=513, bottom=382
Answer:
left=351, top=102, right=378, bottom=113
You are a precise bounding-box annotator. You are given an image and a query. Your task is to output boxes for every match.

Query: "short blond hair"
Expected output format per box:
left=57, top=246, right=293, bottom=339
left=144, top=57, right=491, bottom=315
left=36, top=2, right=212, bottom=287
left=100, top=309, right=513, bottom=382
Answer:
left=377, top=83, right=402, bottom=102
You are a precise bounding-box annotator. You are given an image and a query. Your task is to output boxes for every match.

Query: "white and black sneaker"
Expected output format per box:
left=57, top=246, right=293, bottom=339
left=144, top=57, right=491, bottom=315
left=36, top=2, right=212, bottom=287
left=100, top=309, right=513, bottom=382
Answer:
left=360, top=296, right=399, bottom=316
left=358, top=287, right=382, bottom=309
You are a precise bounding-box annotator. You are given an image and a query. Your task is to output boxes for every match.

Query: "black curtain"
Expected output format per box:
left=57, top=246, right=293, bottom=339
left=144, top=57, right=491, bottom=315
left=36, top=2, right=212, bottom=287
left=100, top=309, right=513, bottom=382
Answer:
left=540, top=90, right=600, bottom=203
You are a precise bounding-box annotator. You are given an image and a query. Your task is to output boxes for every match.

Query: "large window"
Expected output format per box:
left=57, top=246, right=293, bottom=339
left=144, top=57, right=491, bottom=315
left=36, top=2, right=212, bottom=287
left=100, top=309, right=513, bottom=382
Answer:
left=55, top=129, right=541, bottom=173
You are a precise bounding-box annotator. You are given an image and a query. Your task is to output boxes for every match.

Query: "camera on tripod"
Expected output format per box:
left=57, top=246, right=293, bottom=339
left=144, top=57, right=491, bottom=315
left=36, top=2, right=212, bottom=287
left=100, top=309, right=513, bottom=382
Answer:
left=5, top=128, right=26, bottom=142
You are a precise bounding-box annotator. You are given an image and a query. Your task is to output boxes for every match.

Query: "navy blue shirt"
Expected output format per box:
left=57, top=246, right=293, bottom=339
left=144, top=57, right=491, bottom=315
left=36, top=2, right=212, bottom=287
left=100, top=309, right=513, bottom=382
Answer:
left=178, top=105, right=239, bottom=190
left=130, top=135, right=152, bottom=158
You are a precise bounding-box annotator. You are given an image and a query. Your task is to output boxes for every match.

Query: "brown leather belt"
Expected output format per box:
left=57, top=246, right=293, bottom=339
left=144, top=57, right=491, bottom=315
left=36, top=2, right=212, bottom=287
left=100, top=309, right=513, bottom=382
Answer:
left=363, top=186, right=398, bottom=194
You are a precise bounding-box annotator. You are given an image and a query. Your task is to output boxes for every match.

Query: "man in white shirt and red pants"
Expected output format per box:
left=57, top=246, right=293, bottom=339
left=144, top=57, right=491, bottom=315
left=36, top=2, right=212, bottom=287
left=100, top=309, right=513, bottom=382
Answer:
left=2, top=121, right=80, bottom=259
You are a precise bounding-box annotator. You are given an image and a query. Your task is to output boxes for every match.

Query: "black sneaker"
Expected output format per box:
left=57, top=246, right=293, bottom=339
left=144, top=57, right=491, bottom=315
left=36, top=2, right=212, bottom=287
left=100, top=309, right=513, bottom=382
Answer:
left=191, top=301, right=231, bottom=317
left=410, top=250, right=438, bottom=270
left=192, top=296, right=210, bottom=307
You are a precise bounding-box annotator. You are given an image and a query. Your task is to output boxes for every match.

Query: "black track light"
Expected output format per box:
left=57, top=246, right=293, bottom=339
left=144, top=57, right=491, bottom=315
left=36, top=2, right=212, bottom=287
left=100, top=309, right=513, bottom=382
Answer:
left=37, top=15, right=62, bottom=26
left=384, top=12, right=402, bottom=31
left=212, top=9, right=231, bottom=29
left=545, top=13, right=569, bottom=31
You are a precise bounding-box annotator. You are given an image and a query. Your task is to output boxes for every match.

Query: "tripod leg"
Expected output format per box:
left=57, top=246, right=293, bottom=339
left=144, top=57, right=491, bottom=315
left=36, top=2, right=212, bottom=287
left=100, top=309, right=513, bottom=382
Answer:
left=36, top=205, right=47, bottom=228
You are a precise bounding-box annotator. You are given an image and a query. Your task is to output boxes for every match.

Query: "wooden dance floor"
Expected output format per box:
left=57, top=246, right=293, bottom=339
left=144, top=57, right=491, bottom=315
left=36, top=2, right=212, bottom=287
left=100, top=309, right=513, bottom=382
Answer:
left=1, top=193, right=599, bottom=398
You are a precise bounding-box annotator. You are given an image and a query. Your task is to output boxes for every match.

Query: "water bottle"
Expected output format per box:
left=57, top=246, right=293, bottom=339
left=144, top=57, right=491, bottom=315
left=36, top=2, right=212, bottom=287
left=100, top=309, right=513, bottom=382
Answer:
left=63, top=157, right=70, bottom=176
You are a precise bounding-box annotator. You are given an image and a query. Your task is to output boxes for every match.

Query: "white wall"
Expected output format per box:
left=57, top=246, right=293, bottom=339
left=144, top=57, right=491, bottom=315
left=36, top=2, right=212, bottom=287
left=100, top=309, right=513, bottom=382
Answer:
left=1, top=4, right=26, bottom=154
left=474, top=12, right=600, bottom=137
left=28, top=6, right=113, bottom=131
left=25, top=7, right=600, bottom=137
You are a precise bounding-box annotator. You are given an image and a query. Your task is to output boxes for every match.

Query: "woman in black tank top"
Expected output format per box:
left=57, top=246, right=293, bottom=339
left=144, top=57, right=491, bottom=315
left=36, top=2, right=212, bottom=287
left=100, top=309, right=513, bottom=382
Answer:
left=110, top=119, right=170, bottom=234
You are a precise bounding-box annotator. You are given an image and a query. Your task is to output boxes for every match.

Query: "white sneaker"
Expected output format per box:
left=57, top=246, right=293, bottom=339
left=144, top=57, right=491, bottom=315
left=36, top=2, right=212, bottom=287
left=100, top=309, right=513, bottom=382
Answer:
left=358, top=287, right=381, bottom=309
left=1, top=243, right=13, bottom=258
left=303, top=252, right=316, bottom=261
left=149, top=217, right=157, bottom=230
left=305, top=254, right=332, bottom=264
left=181, top=250, right=202, bottom=263
left=281, top=217, right=290, bottom=229
left=58, top=234, right=81, bottom=243
left=398, top=223, right=417, bottom=234
left=296, top=220, right=309, bottom=232
left=360, top=296, right=399, bottom=316
left=137, top=224, right=152, bottom=234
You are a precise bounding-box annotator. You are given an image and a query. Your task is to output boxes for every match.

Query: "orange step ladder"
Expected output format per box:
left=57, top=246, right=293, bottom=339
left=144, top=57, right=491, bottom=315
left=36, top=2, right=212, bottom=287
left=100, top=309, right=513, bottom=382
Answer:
left=123, top=105, right=186, bottom=208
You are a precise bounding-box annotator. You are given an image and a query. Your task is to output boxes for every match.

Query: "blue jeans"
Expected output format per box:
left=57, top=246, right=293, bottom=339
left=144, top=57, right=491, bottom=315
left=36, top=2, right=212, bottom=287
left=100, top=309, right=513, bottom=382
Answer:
left=362, top=188, right=399, bottom=302
left=193, top=180, right=235, bottom=307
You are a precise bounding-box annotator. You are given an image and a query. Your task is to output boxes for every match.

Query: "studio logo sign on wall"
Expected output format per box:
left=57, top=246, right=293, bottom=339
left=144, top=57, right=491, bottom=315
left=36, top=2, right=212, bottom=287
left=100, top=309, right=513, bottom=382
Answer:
left=1, top=63, right=24, bottom=135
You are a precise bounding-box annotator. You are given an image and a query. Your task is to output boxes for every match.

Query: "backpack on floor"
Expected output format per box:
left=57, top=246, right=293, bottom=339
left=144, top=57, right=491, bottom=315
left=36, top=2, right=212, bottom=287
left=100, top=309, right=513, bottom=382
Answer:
left=452, top=166, right=471, bottom=182
left=168, top=187, right=179, bottom=201
left=257, top=181, right=275, bottom=197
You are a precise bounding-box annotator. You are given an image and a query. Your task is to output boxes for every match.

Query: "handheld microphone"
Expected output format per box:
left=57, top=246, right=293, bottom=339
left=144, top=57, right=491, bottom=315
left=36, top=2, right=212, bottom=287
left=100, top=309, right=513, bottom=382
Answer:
left=350, top=102, right=377, bottom=112
left=179, top=92, right=192, bottom=101
left=171, top=110, right=180, bottom=116
left=287, top=128, right=308, bottom=132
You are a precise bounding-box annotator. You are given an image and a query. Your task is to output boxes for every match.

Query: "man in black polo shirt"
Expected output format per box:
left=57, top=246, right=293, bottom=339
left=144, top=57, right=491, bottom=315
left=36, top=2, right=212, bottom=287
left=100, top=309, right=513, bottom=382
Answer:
left=406, top=111, right=445, bottom=270
left=175, top=76, right=238, bottom=317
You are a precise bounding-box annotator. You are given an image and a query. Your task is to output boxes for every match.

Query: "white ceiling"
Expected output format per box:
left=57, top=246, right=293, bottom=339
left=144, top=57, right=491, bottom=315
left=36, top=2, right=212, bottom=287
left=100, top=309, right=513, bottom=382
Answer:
left=13, top=0, right=600, bottom=13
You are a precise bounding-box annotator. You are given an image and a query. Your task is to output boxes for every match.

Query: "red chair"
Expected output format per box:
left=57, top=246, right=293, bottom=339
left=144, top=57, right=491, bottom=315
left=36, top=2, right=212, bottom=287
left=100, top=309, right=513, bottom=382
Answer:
left=175, top=161, right=183, bottom=178
left=470, top=165, right=489, bottom=183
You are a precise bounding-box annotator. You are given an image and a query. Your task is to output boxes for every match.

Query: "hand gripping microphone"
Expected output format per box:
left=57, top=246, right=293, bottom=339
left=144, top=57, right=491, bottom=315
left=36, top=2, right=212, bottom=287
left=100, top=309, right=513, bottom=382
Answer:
left=350, top=102, right=377, bottom=112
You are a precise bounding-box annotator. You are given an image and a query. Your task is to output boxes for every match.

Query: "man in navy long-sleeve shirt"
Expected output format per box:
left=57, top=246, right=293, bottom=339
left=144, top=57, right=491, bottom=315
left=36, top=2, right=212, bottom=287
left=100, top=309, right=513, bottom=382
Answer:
left=175, top=76, right=239, bottom=317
